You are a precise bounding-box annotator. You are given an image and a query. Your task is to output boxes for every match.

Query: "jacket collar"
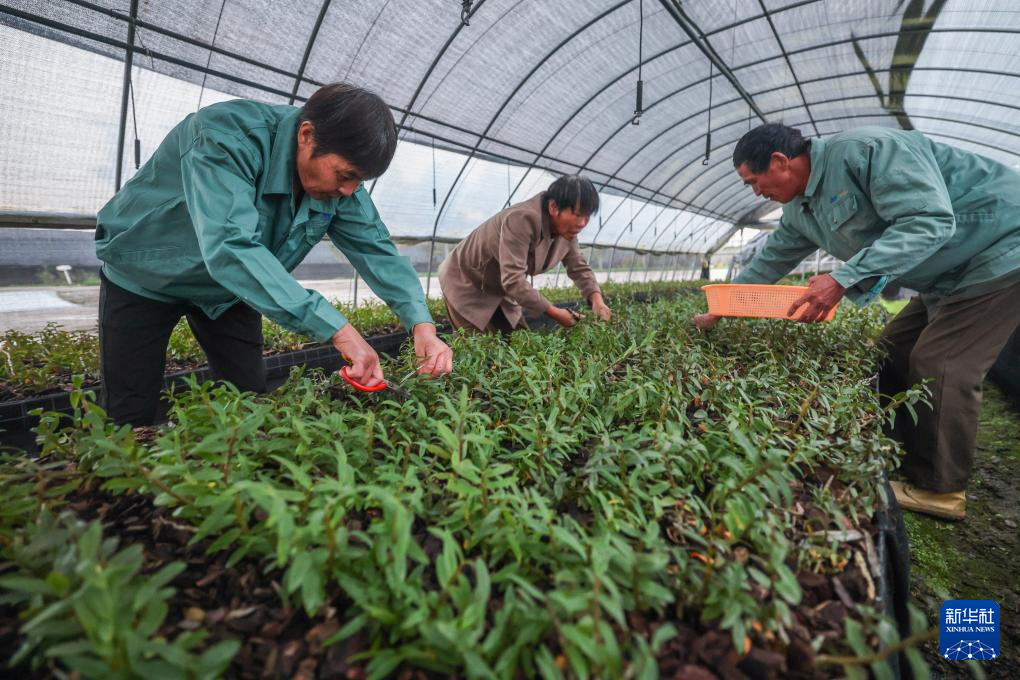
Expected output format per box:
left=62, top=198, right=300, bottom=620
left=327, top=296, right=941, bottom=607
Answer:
left=803, top=136, right=827, bottom=200
left=263, top=107, right=340, bottom=216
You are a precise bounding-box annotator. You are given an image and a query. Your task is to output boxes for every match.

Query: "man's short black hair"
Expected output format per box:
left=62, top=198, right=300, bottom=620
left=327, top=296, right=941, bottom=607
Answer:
left=299, top=83, right=397, bottom=180
left=732, top=123, right=811, bottom=173
left=545, top=175, right=600, bottom=215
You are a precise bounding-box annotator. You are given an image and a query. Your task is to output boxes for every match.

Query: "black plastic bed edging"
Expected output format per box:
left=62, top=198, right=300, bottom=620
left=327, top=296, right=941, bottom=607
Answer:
left=874, top=475, right=913, bottom=680
left=0, top=290, right=697, bottom=435
left=0, top=329, right=416, bottom=435
left=0, top=299, right=592, bottom=435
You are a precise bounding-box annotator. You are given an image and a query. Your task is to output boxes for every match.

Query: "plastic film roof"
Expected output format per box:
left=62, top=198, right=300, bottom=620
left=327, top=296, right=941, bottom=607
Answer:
left=2, top=0, right=1020, bottom=255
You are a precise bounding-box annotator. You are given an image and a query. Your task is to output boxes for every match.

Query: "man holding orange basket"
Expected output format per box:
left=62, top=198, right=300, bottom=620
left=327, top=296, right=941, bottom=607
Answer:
left=696, top=122, right=1020, bottom=521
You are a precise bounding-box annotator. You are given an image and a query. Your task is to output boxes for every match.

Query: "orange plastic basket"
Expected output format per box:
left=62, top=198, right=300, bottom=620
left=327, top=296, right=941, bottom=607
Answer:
left=702, top=284, right=837, bottom=321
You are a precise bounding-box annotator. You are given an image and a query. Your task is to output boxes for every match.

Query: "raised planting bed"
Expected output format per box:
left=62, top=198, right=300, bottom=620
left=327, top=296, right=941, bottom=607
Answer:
left=0, top=296, right=931, bottom=679
left=0, top=284, right=700, bottom=435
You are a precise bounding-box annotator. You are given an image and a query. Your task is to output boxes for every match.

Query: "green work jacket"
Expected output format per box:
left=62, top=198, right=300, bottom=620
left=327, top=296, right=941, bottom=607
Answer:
left=96, top=99, right=432, bottom=342
left=735, top=127, right=1020, bottom=305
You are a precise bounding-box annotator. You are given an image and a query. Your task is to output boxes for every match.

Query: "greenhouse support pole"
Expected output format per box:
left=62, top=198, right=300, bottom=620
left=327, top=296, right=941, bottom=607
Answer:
left=114, top=0, right=139, bottom=192
left=425, top=240, right=436, bottom=298
left=352, top=272, right=359, bottom=306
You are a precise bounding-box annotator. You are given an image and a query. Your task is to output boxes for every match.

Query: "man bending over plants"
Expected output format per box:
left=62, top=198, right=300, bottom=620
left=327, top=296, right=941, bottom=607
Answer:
left=439, top=175, right=612, bottom=333
left=95, top=83, right=452, bottom=426
left=695, top=122, right=1020, bottom=521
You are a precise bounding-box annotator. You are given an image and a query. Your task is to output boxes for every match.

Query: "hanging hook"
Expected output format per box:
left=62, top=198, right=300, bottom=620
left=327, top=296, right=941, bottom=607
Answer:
left=632, top=0, right=644, bottom=125
left=702, top=61, right=714, bottom=165
left=461, top=0, right=473, bottom=26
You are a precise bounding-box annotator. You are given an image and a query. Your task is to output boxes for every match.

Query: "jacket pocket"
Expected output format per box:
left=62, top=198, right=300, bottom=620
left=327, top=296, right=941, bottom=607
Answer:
left=113, top=245, right=183, bottom=263
left=304, top=215, right=333, bottom=245
left=827, top=194, right=857, bottom=231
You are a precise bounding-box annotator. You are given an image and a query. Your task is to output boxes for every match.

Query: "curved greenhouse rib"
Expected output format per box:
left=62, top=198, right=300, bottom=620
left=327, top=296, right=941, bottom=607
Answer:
left=288, top=0, right=332, bottom=104
left=422, top=0, right=635, bottom=295
left=501, top=0, right=826, bottom=214
left=61, top=0, right=323, bottom=85
left=589, top=62, right=1020, bottom=230
left=367, top=0, right=490, bottom=195
left=753, top=0, right=818, bottom=137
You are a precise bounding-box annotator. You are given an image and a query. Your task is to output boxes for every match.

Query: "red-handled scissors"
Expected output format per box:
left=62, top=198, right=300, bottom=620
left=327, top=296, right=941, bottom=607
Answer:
left=340, top=366, right=415, bottom=400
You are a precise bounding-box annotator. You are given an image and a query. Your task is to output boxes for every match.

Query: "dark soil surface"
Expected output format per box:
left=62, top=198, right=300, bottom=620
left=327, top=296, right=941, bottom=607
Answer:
left=905, top=382, right=1020, bottom=679
left=0, top=456, right=892, bottom=678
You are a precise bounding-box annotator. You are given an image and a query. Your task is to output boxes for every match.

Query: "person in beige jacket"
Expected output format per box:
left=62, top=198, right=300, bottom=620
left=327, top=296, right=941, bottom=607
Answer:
left=439, top=175, right=612, bottom=332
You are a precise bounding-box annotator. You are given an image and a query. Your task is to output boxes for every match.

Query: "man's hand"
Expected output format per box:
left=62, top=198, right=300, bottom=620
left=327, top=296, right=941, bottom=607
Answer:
left=692, top=313, right=721, bottom=329
left=546, top=305, right=577, bottom=328
left=589, top=292, right=612, bottom=322
left=412, top=323, right=453, bottom=377
left=789, top=273, right=845, bottom=322
left=331, top=323, right=383, bottom=386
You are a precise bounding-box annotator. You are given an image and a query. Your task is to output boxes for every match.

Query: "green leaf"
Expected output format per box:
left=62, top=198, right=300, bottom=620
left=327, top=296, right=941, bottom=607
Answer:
left=285, top=551, right=312, bottom=595
left=196, top=639, right=242, bottom=678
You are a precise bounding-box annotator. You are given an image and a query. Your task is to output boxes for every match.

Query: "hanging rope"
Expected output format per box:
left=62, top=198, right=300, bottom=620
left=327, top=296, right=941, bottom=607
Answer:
left=702, top=61, right=713, bottom=165
left=128, top=77, right=140, bottom=169
left=431, top=137, right=437, bottom=207
left=631, top=0, right=644, bottom=125
left=461, top=0, right=473, bottom=26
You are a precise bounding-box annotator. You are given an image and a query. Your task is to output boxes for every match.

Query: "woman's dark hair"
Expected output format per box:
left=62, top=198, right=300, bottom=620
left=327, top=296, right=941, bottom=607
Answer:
left=545, top=175, right=600, bottom=215
left=732, top=123, right=810, bottom=173
left=299, top=83, right=397, bottom=180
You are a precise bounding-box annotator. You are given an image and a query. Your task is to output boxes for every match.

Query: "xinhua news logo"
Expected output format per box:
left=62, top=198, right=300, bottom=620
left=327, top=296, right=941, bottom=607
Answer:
left=940, top=600, right=1000, bottom=661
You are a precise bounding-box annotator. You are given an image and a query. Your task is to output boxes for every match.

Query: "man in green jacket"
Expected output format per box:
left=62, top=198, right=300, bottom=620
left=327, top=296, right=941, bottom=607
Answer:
left=696, top=123, right=1020, bottom=520
left=96, top=83, right=452, bottom=426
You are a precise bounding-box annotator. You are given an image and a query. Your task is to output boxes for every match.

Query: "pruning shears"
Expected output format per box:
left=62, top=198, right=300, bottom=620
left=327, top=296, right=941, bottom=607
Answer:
left=340, top=365, right=417, bottom=400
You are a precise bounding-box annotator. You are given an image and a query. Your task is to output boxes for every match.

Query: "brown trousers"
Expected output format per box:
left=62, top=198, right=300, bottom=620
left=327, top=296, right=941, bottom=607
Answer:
left=879, top=280, right=1020, bottom=492
left=445, top=302, right=528, bottom=334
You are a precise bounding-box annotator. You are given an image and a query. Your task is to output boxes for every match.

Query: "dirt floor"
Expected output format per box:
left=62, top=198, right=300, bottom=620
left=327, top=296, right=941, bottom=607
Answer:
left=904, top=381, right=1020, bottom=679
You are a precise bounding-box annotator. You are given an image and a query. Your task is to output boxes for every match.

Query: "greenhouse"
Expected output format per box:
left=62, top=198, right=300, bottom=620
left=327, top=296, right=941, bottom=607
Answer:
left=1, top=0, right=1018, bottom=678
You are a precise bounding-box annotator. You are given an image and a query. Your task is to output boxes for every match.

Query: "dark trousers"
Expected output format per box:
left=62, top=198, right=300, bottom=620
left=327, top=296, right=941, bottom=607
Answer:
left=98, top=273, right=267, bottom=426
left=445, top=302, right=528, bottom=334
left=879, top=280, right=1020, bottom=492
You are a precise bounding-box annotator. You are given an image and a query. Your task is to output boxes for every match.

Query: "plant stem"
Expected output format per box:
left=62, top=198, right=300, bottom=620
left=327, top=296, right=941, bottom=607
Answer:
left=815, top=626, right=939, bottom=667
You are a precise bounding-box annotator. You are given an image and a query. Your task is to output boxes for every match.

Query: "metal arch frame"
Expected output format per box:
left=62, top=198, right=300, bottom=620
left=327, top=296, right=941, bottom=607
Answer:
left=579, top=0, right=773, bottom=246
left=685, top=117, right=1020, bottom=248
left=3, top=2, right=739, bottom=227
left=638, top=78, right=1020, bottom=256
left=654, top=0, right=765, bottom=120
left=367, top=0, right=490, bottom=196
left=339, top=0, right=394, bottom=84
left=422, top=0, right=637, bottom=296
left=559, top=28, right=1020, bottom=225
left=733, top=25, right=1020, bottom=77
left=288, top=0, right=332, bottom=104
left=59, top=0, right=326, bottom=87
left=11, top=4, right=1020, bottom=236
left=113, top=0, right=139, bottom=192
left=695, top=111, right=1020, bottom=217
left=754, top=0, right=817, bottom=136
left=585, top=62, right=1020, bottom=231
left=500, top=0, right=826, bottom=214
left=592, top=102, right=764, bottom=254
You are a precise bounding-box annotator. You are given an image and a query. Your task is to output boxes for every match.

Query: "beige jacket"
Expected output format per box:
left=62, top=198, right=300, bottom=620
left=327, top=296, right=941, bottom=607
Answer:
left=438, top=193, right=601, bottom=330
